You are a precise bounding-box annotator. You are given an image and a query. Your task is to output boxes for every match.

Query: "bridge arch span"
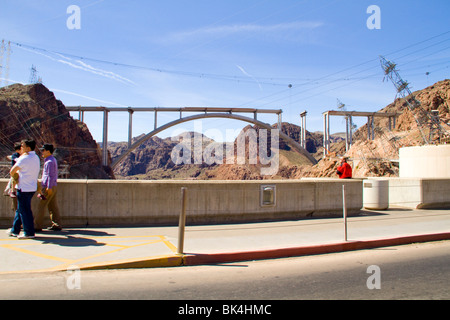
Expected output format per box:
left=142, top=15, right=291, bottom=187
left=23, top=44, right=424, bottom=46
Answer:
left=111, top=113, right=317, bottom=169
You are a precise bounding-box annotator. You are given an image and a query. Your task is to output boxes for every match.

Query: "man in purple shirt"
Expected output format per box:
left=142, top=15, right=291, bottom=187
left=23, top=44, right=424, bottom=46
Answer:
left=34, top=144, right=62, bottom=232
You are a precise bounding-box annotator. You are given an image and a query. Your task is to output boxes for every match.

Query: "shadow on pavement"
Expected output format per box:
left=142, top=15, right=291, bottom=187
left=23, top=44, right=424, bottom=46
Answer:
left=32, top=229, right=116, bottom=247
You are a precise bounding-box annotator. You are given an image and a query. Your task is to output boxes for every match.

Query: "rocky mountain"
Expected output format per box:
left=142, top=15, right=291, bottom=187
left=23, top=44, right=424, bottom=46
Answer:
left=109, top=122, right=345, bottom=180
left=109, top=133, right=217, bottom=180
left=0, top=83, right=112, bottom=179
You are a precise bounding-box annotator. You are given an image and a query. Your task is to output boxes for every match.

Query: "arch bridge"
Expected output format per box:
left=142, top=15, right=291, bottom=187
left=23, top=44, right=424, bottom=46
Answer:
left=66, top=106, right=317, bottom=169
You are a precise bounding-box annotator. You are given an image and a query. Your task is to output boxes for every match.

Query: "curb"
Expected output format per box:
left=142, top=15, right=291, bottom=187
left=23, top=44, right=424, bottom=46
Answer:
left=183, top=232, right=450, bottom=266
left=77, top=254, right=184, bottom=271
left=81, top=232, right=450, bottom=270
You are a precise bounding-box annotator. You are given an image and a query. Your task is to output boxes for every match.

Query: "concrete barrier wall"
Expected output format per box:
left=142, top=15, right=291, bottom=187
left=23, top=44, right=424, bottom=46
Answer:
left=0, top=179, right=363, bottom=227
left=388, top=178, right=450, bottom=209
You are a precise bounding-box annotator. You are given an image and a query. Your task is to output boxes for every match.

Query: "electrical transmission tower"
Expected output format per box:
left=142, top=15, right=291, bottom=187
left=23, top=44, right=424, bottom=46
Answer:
left=5, top=41, right=11, bottom=87
left=29, top=65, right=38, bottom=84
left=29, top=65, right=42, bottom=84
left=0, top=40, right=4, bottom=85
left=0, top=40, right=11, bottom=87
left=380, top=55, right=449, bottom=145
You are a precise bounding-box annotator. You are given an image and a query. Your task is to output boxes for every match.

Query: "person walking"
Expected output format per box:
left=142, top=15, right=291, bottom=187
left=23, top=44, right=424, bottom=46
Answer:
left=3, top=143, right=22, bottom=212
left=34, top=144, right=62, bottom=232
left=6, top=139, right=40, bottom=239
left=9, top=142, right=22, bottom=212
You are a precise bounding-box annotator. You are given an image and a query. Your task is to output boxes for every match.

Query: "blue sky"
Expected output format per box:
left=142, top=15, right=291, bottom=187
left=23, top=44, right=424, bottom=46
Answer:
left=1, top=0, right=449, bottom=142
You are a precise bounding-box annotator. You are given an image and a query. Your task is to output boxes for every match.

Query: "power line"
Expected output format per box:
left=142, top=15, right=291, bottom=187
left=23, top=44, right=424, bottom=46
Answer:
left=7, top=29, right=450, bottom=91
left=10, top=40, right=291, bottom=87
left=243, top=31, right=450, bottom=108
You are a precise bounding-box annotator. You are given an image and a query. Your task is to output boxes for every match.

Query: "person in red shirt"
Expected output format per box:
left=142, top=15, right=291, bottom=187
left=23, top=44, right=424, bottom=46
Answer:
left=337, top=157, right=352, bottom=179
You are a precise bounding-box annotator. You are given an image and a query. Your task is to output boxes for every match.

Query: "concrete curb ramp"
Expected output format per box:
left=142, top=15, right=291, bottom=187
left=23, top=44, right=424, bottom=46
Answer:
left=76, top=232, right=450, bottom=271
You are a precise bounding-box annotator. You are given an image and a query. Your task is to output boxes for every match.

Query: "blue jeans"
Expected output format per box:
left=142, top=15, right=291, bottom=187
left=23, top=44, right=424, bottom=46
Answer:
left=12, top=190, right=36, bottom=236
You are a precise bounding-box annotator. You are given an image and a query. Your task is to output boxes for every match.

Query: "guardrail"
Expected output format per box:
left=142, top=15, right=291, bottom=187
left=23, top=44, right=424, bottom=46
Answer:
left=0, top=162, right=70, bottom=179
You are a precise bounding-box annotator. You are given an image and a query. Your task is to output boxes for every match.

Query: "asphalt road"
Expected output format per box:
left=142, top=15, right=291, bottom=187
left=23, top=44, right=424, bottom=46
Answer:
left=0, top=240, right=449, bottom=301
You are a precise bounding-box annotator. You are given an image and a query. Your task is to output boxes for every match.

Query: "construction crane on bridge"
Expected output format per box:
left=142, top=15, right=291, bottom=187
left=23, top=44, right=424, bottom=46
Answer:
left=380, top=55, right=450, bottom=145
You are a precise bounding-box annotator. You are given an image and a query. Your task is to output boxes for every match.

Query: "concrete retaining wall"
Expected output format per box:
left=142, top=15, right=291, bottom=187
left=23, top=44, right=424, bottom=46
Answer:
left=0, top=179, right=362, bottom=227
left=361, top=177, right=450, bottom=209
left=388, top=178, right=450, bottom=209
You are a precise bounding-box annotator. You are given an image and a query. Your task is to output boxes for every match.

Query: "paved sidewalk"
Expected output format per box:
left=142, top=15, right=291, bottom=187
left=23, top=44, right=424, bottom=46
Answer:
left=1, top=208, right=450, bottom=274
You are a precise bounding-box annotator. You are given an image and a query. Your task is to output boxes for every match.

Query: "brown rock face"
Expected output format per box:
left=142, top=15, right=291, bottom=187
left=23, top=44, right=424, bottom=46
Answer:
left=0, top=83, right=112, bottom=179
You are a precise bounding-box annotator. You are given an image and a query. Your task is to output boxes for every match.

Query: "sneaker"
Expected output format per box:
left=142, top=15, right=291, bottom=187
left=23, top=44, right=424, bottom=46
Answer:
left=47, top=225, right=62, bottom=231
left=6, top=229, right=18, bottom=237
left=18, top=234, right=35, bottom=240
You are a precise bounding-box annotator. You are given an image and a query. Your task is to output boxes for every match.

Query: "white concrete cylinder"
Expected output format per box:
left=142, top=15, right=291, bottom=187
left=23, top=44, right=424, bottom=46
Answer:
left=399, top=145, right=450, bottom=178
left=363, top=179, right=389, bottom=210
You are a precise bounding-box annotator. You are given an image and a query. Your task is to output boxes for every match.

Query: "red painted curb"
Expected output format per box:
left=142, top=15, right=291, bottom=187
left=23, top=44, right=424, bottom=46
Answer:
left=183, top=232, right=450, bottom=266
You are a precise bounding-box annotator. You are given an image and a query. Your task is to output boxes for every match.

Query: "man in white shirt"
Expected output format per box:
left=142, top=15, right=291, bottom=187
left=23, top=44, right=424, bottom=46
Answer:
left=7, top=139, right=41, bottom=239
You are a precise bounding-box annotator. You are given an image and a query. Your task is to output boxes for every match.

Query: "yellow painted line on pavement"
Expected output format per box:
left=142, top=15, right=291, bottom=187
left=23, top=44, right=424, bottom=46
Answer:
left=0, top=234, right=179, bottom=274
left=0, top=244, right=73, bottom=263
left=102, top=243, right=130, bottom=248
left=158, top=235, right=178, bottom=253
left=49, top=238, right=176, bottom=271
left=84, top=235, right=167, bottom=241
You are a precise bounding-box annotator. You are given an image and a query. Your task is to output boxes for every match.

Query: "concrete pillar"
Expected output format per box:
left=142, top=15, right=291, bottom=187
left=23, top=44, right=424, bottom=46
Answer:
left=323, top=113, right=327, bottom=158
left=128, top=108, right=134, bottom=149
left=102, top=109, right=109, bottom=166
left=345, top=115, right=349, bottom=152
left=349, top=115, right=353, bottom=148
left=300, top=111, right=307, bottom=149
left=372, top=115, right=375, bottom=140
left=323, top=112, right=330, bottom=158
left=78, top=109, right=84, bottom=123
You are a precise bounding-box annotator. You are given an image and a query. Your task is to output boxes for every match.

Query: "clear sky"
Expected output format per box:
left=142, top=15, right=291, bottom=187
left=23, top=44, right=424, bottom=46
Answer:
left=1, top=0, right=449, bottom=142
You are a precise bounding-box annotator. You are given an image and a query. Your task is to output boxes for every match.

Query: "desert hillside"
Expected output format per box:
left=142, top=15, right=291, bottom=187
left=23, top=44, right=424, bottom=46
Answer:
left=292, top=79, right=450, bottom=179
left=0, top=83, right=113, bottom=179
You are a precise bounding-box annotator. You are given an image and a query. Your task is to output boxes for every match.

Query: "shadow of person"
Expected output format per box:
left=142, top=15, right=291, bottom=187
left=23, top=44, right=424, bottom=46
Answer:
left=61, top=229, right=116, bottom=237
left=34, top=235, right=106, bottom=247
